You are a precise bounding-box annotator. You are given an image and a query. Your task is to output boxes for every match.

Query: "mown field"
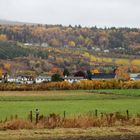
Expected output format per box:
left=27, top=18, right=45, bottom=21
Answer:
left=0, top=89, right=140, bottom=119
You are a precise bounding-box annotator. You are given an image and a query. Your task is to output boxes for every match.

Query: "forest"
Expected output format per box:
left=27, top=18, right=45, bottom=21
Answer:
left=0, top=24, right=140, bottom=55
left=0, top=24, right=140, bottom=76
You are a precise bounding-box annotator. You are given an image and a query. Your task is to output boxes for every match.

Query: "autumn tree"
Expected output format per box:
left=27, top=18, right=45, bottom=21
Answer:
left=116, top=66, right=130, bottom=81
left=92, top=69, right=100, bottom=74
left=0, top=34, right=7, bottom=41
left=0, top=68, right=3, bottom=77
left=4, top=63, right=11, bottom=72
left=68, top=41, right=76, bottom=47
left=50, top=38, right=61, bottom=47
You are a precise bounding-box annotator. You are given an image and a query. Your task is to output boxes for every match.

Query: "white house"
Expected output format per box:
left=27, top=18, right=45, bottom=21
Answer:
left=35, top=76, right=51, bottom=83
left=103, top=49, right=110, bottom=53
left=7, top=77, right=17, bottom=83
left=41, top=43, right=49, bottom=47
left=129, top=73, right=140, bottom=80
left=63, top=76, right=85, bottom=83
left=24, top=43, right=33, bottom=46
left=16, top=76, right=34, bottom=84
left=95, top=48, right=101, bottom=52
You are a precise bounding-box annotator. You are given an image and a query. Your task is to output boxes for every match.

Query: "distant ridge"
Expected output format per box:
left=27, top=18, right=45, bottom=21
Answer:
left=0, top=19, right=37, bottom=25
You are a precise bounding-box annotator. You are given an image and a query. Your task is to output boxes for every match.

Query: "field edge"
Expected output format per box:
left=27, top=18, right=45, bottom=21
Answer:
left=0, top=126, right=140, bottom=140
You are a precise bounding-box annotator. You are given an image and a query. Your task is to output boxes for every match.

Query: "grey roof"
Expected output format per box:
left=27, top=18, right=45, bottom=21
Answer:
left=92, top=73, right=116, bottom=80
left=36, top=76, right=51, bottom=79
left=63, top=76, right=84, bottom=80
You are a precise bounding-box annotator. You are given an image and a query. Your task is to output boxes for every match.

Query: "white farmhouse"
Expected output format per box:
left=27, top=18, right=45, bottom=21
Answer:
left=129, top=73, right=140, bottom=80
left=7, top=77, right=17, bottom=83
left=63, top=76, right=85, bottom=83
left=35, top=76, right=51, bottom=83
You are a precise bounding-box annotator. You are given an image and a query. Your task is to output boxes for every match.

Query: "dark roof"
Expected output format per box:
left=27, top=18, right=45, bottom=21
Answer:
left=74, top=71, right=86, bottom=78
left=92, top=73, right=116, bottom=80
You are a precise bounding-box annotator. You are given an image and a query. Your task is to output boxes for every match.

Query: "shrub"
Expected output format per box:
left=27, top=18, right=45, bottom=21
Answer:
left=1, top=80, right=140, bottom=91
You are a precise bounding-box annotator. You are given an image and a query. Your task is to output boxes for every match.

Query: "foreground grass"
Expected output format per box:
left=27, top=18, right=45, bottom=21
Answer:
left=0, top=90, right=140, bottom=119
left=92, top=89, right=140, bottom=97
left=0, top=126, right=140, bottom=140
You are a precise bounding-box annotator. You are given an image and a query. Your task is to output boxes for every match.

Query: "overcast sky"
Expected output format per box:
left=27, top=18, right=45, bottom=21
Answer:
left=0, top=0, right=140, bottom=27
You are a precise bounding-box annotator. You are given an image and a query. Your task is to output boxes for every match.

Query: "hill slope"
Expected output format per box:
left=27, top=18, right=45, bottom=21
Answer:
left=0, top=19, right=35, bottom=25
left=0, top=23, right=140, bottom=74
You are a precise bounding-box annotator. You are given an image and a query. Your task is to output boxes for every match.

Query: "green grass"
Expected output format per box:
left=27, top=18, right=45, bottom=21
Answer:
left=0, top=90, right=140, bottom=119
left=91, top=89, right=140, bottom=97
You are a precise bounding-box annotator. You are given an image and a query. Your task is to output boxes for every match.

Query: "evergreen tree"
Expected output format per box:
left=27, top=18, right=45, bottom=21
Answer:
left=87, top=70, right=92, bottom=80
left=51, top=73, right=63, bottom=82
left=63, top=68, right=70, bottom=77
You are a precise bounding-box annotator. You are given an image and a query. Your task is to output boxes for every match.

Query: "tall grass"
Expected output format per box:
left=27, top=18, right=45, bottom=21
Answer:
left=0, top=112, right=140, bottom=130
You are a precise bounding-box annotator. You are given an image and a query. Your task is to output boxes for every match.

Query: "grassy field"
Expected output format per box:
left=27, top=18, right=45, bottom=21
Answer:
left=0, top=90, right=140, bottom=119
left=92, top=89, right=140, bottom=96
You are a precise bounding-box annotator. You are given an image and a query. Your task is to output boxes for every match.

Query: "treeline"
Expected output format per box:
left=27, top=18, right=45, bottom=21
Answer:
left=0, top=41, right=29, bottom=59
left=0, top=80, right=140, bottom=91
left=0, top=24, right=140, bottom=54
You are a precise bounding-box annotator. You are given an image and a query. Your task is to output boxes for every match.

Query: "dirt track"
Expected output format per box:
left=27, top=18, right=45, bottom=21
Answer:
left=17, top=135, right=140, bottom=140
left=49, top=135, right=140, bottom=140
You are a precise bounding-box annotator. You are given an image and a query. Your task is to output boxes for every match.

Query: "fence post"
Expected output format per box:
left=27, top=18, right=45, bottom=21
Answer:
left=35, top=109, right=39, bottom=124
left=101, top=113, right=103, bottom=119
left=29, top=111, right=33, bottom=122
left=95, top=109, right=98, bottom=117
left=126, top=110, right=129, bottom=120
left=64, top=111, right=66, bottom=119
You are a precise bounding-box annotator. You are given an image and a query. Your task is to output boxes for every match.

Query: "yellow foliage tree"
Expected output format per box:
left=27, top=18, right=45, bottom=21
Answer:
left=115, top=59, right=129, bottom=65
left=102, top=58, right=112, bottom=63
left=90, top=56, right=97, bottom=62
left=4, top=63, right=11, bottom=71
left=131, top=59, right=140, bottom=65
left=68, top=41, right=76, bottom=47
left=0, top=68, right=3, bottom=77
left=92, top=69, right=100, bottom=74
left=0, top=34, right=7, bottom=41
left=83, top=52, right=90, bottom=58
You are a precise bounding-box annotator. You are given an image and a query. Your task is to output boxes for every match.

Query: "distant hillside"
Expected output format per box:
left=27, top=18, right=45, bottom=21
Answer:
left=0, top=19, right=23, bottom=25
left=0, top=23, right=140, bottom=57
left=0, top=42, right=140, bottom=75
left=0, top=19, right=35, bottom=25
left=0, top=23, right=140, bottom=74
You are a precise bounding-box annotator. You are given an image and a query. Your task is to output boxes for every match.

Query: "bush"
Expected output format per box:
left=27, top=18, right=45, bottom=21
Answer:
left=0, top=80, right=140, bottom=91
